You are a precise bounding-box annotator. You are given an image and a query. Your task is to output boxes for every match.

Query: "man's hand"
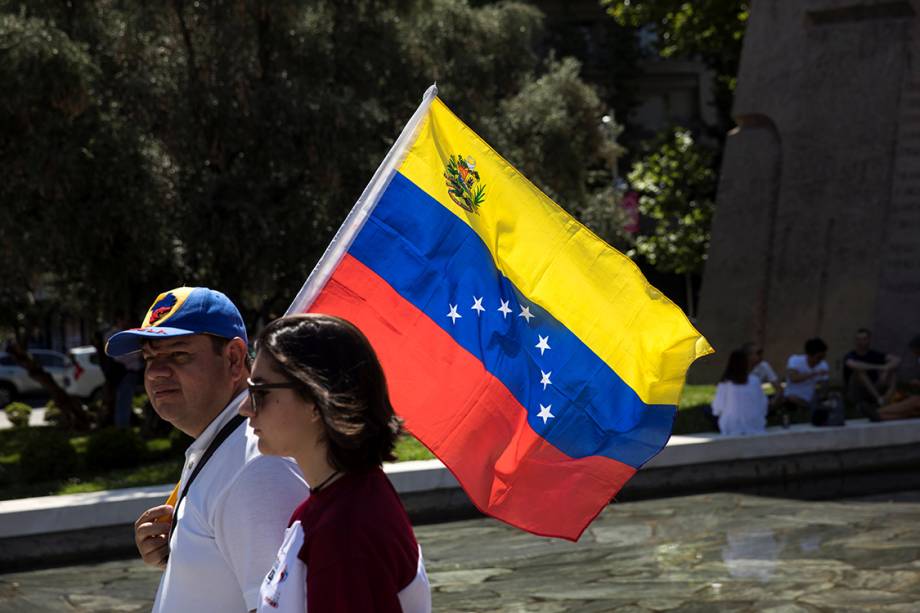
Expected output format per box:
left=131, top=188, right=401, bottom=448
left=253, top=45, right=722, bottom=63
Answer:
left=135, top=505, right=173, bottom=569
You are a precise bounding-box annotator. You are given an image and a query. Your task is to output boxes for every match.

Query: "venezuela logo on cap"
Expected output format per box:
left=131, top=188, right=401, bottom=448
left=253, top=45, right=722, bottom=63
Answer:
left=142, top=287, right=193, bottom=328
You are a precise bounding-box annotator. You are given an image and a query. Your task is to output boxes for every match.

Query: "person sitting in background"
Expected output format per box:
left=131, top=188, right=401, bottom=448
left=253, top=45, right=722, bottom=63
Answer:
left=844, top=328, right=901, bottom=420
left=907, top=335, right=920, bottom=391
left=743, top=342, right=783, bottom=401
left=712, top=349, right=768, bottom=436
left=785, top=338, right=830, bottom=422
left=874, top=335, right=920, bottom=421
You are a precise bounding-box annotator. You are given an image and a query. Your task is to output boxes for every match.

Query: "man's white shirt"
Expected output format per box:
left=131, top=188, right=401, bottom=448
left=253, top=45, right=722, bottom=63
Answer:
left=153, top=393, right=309, bottom=613
left=785, top=354, right=829, bottom=402
left=750, top=360, right=778, bottom=385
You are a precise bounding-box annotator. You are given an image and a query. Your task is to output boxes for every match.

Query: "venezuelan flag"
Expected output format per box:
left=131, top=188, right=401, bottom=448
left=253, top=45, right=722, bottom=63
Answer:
left=290, top=86, right=712, bottom=540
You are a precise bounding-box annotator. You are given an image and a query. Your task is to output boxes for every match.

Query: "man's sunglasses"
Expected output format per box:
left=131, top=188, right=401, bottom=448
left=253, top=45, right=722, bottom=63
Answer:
left=246, top=377, right=302, bottom=412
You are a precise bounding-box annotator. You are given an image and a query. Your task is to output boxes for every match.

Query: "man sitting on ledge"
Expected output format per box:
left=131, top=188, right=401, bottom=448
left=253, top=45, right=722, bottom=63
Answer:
left=844, top=328, right=900, bottom=421
left=784, top=338, right=831, bottom=425
left=875, top=335, right=920, bottom=421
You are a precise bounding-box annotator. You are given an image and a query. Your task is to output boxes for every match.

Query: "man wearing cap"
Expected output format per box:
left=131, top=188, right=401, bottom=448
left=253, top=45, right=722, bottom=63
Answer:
left=106, top=287, right=308, bottom=613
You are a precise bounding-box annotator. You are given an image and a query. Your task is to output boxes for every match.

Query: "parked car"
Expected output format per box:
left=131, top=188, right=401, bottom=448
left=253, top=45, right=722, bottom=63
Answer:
left=0, top=349, right=74, bottom=407
left=67, top=346, right=106, bottom=402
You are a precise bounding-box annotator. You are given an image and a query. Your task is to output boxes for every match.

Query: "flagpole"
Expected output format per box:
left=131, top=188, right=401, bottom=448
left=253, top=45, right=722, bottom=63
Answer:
left=286, top=84, right=439, bottom=314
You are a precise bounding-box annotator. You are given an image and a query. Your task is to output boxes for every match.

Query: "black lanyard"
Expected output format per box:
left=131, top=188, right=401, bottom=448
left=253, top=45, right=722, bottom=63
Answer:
left=169, top=414, right=247, bottom=539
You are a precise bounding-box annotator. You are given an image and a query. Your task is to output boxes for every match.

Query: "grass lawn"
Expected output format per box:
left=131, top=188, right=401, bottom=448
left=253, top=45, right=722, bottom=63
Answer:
left=0, top=386, right=717, bottom=500
left=393, top=433, right=435, bottom=461
left=679, top=384, right=715, bottom=410
left=0, top=427, right=436, bottom=500
left=0, top=459, right=184, bottom=501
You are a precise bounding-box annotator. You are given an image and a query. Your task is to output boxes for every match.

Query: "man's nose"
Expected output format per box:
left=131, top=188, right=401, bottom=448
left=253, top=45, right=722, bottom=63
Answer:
left=144, top=357, right=172, bottom=378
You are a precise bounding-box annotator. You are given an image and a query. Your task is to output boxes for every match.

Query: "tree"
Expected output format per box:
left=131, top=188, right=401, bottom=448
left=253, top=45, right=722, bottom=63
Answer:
left=627, top=128, right=717, bottom=317
left=604, top=0, right=750, bottom=131
left=485, top=57, right=630, bottom=250
left=143, top=0, right=630, bottom=321
left=0, top=0, right=630, bottom=419
left=0, top=9, right=177, bottom=427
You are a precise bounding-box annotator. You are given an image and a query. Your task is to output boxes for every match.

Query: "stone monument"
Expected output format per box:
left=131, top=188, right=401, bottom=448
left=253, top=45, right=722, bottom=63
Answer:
left=695, top=0, right=920, bottom=380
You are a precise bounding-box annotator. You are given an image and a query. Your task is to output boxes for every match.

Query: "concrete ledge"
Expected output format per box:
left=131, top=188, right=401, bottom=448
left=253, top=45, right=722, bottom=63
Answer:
left=0, top=485, right=173, bottom=539
left=3, top=418, right=918, bottom=538
left=644, top=418, right=920, bottom=468
left=2, top=418, right=919, bottom=571
left=0, top=464, right=463, bottom=541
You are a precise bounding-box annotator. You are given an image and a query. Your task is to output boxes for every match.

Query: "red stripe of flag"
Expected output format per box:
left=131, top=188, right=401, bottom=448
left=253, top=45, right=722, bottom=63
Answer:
left=309, top=254, right=636, bottom=540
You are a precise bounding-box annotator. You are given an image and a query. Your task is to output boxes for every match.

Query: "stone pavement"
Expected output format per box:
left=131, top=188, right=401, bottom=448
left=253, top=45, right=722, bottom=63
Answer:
left=1, top=491, right=919, bottom=612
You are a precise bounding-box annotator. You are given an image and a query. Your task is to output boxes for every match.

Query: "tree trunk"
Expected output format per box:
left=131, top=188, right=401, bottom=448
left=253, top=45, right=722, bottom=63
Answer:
left=7, top=342, right=92, bottom=431
left=91, top=335, right=118, bottom=427
left=685, top=271, right=696, bottom=320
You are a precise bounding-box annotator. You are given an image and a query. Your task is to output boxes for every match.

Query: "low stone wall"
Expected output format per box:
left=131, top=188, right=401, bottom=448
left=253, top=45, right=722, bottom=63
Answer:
left=2, top=418, right=919, bottom=572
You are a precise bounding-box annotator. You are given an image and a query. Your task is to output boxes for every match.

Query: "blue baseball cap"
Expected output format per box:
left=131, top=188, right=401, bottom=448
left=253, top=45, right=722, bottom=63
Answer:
left=106, top=287, right=248, bottom=357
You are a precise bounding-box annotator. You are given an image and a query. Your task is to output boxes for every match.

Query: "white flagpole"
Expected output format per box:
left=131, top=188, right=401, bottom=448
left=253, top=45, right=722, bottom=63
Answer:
left=286, top=84, right=439, bottom=315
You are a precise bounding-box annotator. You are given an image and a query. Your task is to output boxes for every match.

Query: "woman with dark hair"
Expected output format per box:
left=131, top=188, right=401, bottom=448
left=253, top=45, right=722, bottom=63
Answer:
left=711, top=349, right=768, bottom=435
left=240, top=313, right=431, bottom=613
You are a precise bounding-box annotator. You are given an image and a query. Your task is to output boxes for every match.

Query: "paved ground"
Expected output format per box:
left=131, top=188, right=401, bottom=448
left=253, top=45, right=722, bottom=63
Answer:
left=1, top=491, right=918, bottom=612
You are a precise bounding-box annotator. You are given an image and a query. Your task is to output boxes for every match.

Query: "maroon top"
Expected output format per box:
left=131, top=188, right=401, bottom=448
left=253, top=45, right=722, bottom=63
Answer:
left=291, top=467, right=421, bottom=612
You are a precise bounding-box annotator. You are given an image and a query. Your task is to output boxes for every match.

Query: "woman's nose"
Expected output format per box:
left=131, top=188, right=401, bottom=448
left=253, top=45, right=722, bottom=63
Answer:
left=239, top=395, right=255, bottom=418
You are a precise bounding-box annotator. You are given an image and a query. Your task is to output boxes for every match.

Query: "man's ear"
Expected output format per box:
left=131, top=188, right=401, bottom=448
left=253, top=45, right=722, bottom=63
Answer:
left=226, top=338, right=249, bottom=381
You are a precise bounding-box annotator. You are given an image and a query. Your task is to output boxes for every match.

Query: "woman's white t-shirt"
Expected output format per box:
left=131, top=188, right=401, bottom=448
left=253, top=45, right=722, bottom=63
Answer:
left=712, top=375, right=768, bottom=436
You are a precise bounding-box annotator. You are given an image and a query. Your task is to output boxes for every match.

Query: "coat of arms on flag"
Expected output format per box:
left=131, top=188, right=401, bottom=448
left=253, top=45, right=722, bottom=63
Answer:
left=444, top=154, right=486, bottom=213
left=287, top=85, right=712, bottom=541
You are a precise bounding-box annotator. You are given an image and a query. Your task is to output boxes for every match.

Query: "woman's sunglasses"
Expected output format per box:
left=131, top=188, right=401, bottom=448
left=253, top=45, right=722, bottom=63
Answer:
left=246, top=377, right=302, bottom=413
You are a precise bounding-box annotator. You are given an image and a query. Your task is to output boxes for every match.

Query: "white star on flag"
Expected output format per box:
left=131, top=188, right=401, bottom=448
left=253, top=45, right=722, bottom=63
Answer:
left=535, top=335, right=551, bottom=355
left=540, top=370, right=552, bottom=390
left=518, top=305, right=535, bottom=323
left=537, top=404, right=554, bottom=424
left=447, top=304, right=462, bottom=324
left=471, top=296, right=485, bottom=315
left=497, top=299, right=512, bottom=318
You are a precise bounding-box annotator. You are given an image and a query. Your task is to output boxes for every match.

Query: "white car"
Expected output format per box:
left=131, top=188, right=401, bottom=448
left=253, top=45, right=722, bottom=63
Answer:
left=0, top=349, right=74, bottom=407
left=67, top=346, right=106, bottom=402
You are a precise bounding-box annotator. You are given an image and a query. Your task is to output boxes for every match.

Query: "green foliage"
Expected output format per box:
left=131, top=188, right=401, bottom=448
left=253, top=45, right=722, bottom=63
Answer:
left=43, top=400, right=67, bottom=427
left=4, top=402, right=31, bottom=428
left=169, top=427, right=194, bottom=457
left=143, top=436, right=173, bottom=460
left=605, top=0, right=750, bottom=128
left=672, top=406, right=718, bottom=435
left=627, top=128, right=717, bottom=275
left=0, top=9, right=176, bottom=333
left=672, top=384, right=718, bottom=434
left=85, top=427, right=145, bottom=470
left=402, top=0, right=543, bottom=121
left=679, top=384, right=715, bottom=410
left=487, top=57, right=631, bottom=249
left=606, top=1, right=750, bottom=65
left=56, top=459, right=182, bottom=496
left=0, top=0, right=626, bottom=333
left=19, top=429, right=79, bottom=482
left=393, top=434, right=435, bottom=462
left=0, top=430, right=180, bottom=499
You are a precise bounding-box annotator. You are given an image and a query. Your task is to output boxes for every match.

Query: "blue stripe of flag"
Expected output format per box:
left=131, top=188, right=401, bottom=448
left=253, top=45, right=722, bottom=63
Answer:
left=347, top=172, right=675, bottom=468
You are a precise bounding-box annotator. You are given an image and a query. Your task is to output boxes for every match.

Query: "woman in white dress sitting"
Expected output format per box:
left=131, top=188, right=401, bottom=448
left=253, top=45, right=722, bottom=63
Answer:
left=712, top=349, right=768, bottom=435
